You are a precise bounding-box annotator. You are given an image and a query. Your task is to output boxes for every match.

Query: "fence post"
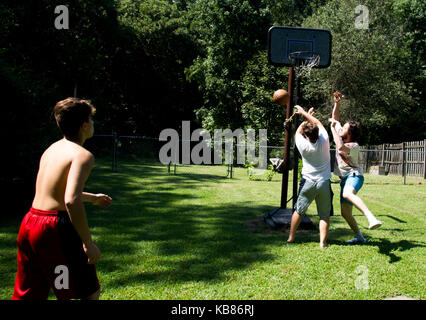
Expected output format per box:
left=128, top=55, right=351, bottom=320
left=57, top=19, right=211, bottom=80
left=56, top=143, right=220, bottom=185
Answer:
left=424, top=139, right=426, bottom=179
left=402, top=142, right=406, bottom=185
left=365, top=145, right=370, bottom=173
left=381, top=144, right=385, bottom=166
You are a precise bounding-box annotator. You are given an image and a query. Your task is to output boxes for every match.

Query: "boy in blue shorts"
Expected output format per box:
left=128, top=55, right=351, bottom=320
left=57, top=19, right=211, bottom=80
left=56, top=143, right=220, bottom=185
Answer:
left=329, top=92, right=382, bottom=244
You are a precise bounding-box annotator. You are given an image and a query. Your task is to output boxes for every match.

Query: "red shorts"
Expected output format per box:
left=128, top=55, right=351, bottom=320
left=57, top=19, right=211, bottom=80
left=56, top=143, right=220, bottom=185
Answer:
left=12, top=207, right=100, bottom=300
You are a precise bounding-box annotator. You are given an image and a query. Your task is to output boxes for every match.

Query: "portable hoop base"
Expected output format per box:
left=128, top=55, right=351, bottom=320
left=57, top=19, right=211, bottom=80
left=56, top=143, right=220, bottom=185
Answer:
left=264, top=208, right=317, bottom=231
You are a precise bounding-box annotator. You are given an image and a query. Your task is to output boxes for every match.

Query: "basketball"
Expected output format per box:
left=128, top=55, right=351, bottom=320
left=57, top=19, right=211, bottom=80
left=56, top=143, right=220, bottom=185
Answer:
left=273, top=89, right=290, bottom=106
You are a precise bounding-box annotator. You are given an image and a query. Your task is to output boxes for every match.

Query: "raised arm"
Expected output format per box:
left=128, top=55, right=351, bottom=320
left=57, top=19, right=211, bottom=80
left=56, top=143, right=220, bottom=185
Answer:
left=296, top=121, right=307, bottom=134
left=329, top=118, right=350, bottom=155
left=296, top=107, right=315, bottom=134
left=295, top=105, right=323, bottom=129
left=332, top=92, right=344, bottom=121
left=331, top=92, right=344, bottom=133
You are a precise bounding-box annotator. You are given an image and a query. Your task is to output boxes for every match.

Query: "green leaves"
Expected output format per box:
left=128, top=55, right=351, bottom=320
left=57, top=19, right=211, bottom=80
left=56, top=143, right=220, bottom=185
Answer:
left=301, top=0, right=423, bottom=144
left=185, top=0, right=272, bottom=130
left=187, top=0, right=424, bottom=146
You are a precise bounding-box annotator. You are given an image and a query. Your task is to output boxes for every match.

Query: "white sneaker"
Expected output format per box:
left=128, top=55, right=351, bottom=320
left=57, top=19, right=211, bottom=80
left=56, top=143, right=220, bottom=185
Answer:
left=368, top=220, right=383, bottom=230
left=345, top=237, right=367, bottom=244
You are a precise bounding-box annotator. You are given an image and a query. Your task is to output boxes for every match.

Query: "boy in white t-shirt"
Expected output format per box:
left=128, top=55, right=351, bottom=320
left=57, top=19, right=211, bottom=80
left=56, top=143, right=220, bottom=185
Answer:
left=287, top=105, right=333, bottom=248
left=329, top=92, right=382, bottom=244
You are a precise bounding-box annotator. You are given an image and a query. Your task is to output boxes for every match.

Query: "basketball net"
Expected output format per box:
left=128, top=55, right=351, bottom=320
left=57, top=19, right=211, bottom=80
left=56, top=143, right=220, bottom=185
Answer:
left=282, top=52, right=320, bottom=126
left=289, top=52, right=320, bottom=79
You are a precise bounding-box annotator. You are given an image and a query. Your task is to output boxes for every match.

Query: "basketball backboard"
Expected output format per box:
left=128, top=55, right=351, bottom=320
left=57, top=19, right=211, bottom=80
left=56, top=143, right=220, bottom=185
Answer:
left=268, top=26, right=332, bottom=68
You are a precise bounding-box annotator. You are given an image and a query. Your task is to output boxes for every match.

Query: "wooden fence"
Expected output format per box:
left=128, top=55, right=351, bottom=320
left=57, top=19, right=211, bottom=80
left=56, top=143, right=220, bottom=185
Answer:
left=359, top=139, right=426, bottom=178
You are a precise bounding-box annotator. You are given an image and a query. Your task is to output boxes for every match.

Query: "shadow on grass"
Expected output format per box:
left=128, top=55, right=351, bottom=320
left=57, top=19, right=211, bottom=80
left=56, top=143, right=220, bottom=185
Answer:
left=86, top=161, right=228, bottom=202
left=3, top=159, right=422, bottom=294
left=365, top=239, right=426, bottom=263
left=382, top=215, right=407, bottom=224
left=92, top=202, right=282, bottom=287
left=326, top=229, right=426, bottom=263
left=113, top=157, right=228, bottom=180
left=284, top=226, right=426, bottom=264
left=80, top=161, right=284, bottom=289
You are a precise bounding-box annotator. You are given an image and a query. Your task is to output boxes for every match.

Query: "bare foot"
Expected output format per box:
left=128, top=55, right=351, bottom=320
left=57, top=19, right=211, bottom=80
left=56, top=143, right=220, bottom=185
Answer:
left=320, top=243, right=329, bottom=248
left=287, top=238, right=295, bottom=243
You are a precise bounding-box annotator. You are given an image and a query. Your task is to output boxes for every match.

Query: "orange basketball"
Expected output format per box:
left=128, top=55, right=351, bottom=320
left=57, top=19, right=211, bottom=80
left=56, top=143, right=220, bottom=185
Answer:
left=273, top=89, right=290, bottom=106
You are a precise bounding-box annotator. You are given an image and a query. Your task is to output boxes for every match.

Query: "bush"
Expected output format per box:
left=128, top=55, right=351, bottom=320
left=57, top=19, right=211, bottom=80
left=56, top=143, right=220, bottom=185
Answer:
left=246, top=164, right=276, bottom=181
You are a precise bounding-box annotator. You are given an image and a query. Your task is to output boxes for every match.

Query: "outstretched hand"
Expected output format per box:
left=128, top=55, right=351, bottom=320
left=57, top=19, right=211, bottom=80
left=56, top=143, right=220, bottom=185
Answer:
left=294, top=105, right=305, bottom=114
left=295, top=105, right=314, bottom=116
left=93, top=194, right=112, bottom=208
left=333, top=91, right=344, bottom=103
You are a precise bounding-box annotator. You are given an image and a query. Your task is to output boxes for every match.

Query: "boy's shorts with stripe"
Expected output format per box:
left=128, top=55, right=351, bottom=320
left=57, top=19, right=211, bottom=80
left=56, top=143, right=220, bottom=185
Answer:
left=294, top=178, right=334, bottom=218
left=12, top=207, right=100, bottom=300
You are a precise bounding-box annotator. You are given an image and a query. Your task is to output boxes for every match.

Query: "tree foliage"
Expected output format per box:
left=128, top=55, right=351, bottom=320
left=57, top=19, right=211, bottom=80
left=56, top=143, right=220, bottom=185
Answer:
left=301, top=0, right=425, bottom=144
left=185, top=0, right=272, bottom=131
left=0, top=0, right=424, bottom=215
left=0, top=0, right=200, bottom=214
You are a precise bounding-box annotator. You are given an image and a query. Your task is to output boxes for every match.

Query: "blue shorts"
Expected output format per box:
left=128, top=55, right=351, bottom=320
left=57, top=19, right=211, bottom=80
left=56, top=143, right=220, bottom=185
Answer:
left=340, top=174, right=364, bottom=205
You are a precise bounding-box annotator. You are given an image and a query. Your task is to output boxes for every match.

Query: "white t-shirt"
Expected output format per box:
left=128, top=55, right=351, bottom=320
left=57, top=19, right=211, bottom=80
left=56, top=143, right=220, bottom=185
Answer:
left=295, top=126, right=331, bottom=182
left=334, top=142, right=363, bottom=177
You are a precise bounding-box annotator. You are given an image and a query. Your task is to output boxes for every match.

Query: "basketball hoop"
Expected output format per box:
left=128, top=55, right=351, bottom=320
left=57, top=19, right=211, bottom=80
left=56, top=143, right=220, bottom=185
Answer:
left=267, top=26, right=332, bottom=213
left=288, top=51, right=320, bottom=79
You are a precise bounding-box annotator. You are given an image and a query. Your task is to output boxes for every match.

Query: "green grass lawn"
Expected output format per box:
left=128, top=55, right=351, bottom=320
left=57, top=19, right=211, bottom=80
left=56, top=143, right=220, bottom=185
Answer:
left=1, top=157, right=425, bottom=300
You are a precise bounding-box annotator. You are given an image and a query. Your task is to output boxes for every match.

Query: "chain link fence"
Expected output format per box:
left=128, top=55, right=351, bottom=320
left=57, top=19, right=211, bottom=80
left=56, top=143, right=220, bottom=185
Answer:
left=86, top=134, right=425, bottom=185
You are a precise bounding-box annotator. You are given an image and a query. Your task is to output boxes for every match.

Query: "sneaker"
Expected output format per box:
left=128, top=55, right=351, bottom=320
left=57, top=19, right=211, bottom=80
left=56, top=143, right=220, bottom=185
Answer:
left=368, top=220, right=383, bottom=230
left=345, top=237, right=366, bottom=244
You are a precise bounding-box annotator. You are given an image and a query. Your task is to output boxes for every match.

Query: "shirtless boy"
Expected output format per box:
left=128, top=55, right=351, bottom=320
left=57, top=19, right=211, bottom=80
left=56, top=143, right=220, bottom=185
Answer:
left=13, top=98, right=112, bottom=300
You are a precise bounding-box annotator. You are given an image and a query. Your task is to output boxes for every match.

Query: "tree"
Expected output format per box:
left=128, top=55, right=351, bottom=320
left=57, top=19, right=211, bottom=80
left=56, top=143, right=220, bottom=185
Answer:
left=301, top=0, right=425, bottom=144
left=268, top=0, right=329, bottom=26
left=186, top=0, right=272, bottom=132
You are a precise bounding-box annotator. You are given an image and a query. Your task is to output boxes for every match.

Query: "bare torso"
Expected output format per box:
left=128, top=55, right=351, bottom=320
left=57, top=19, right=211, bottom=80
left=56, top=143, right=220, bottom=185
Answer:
left=32, top=139, right=92, bottom=211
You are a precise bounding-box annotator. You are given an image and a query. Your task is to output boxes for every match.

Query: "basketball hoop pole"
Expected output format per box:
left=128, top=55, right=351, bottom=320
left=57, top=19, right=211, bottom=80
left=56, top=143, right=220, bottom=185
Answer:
left=280, top=67, right=295, bottom=209
left=280, top=66, right=302, bottom=209
left=292, top=75, right=301, bottom=209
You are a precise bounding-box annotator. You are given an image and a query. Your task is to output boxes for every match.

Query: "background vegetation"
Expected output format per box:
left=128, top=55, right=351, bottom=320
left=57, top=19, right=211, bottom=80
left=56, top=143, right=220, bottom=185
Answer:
left=1, top=0, right=425, bottom=215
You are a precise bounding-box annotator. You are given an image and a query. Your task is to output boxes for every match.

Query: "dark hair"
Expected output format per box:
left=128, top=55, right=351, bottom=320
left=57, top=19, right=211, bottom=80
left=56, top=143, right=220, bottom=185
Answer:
left=302, top=122, right=319, bottom=143
left=346, top=120, right=361, bottom=142
left=54, top=98, right=96, bottom=139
